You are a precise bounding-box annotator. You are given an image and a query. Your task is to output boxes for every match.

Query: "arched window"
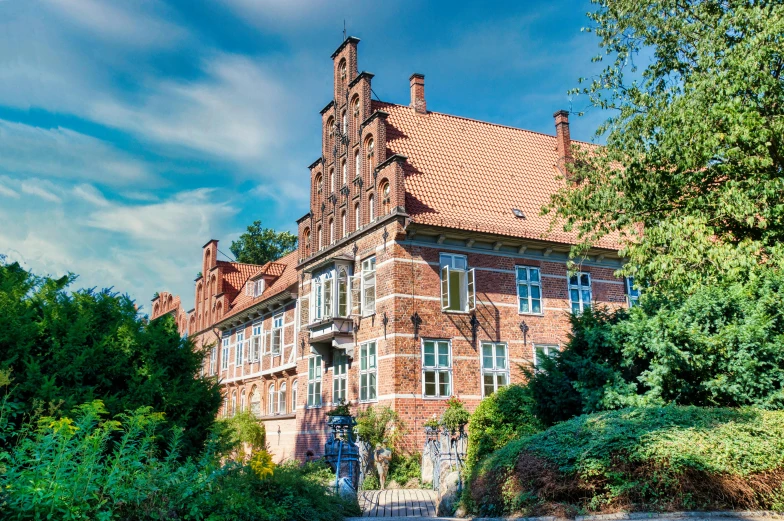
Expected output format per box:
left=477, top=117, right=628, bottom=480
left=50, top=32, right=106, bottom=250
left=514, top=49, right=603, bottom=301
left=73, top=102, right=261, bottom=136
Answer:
left=352, top=96, right=360, bottom=132
left=231, top=390, right=237, bottom=417
left=341, top=159, right=347, bottom=186
left=338, top=267, right=349, bottom=317
left=302, top=227, right=311, bottom=256
left=268, top=384, right=275, bottom=415
left=251, top=385, right=261, bottom=417
left=240, top=390, right=246, bottom=412
left=278, top=382, right=287, bottom=414
left=211, top=275, right=217, bottom=295
left=354, top=149, right=360, bottom=178
left=380, top=180, right=391, bottom=215
left=341, top=110, right=347, bottom=135
left=338, top=58, right=347, bottom=82
left=341, top=210, right=347, bottom=238
left=354, top=202, right=360, bottom=231
left=326, top=117, right=335, bottom=150
left=315, top=173, right=322, bottom=194
left=317, top=225, right=323, bottom=250
left=329, top=218, right=335, bottom=244
left=292, top=380, right=298, bottom=412
left=215, top=302, right=222, bottom=319
left=369, top=194, right=375, bottom=222
left=329, top=168, right=334, bottom=193
left=366, top=137, right=375, bottom=173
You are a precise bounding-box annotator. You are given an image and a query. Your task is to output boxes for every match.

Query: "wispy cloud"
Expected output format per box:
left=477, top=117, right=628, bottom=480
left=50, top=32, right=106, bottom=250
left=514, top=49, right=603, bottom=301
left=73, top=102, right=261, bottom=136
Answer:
left=20, top=180, right=62, bottom=203
left=0, top=176, right=19, bottom=199
left=0, top=120, right=155, bottom=186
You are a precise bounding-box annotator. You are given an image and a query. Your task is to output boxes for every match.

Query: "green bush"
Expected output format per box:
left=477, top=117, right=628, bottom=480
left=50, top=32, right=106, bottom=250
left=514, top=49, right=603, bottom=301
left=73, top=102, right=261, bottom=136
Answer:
left=0, top=260, right=221, bottom=458
left=441, top=396, right=470, bottom=432
left=214, top=410, right=267, bottom=462
left=525, top=270, right=784, bottom=426
left=388, top=452, right=422, bottom=487
left=355, top=405, right=405, bottom=448
left=0, top=399, right=359, bottom=520
left=469, top=406, right=784, bottom=516
left=465, top=385, right=542, bottom=474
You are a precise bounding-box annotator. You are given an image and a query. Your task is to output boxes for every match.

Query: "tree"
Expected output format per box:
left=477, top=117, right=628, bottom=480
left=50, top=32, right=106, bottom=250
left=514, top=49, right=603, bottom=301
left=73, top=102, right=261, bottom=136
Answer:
left=524, top=271, right=784, bottom=426
left=547, top=0, right=784, bottom=295
left=229, top=220, right=297, bottom=265
left=0, top=260, right=222, bottom=457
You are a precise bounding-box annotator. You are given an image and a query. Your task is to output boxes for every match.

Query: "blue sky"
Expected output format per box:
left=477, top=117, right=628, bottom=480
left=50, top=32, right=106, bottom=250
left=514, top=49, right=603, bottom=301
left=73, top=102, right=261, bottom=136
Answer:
left=0, top=0, right=607, bottom=313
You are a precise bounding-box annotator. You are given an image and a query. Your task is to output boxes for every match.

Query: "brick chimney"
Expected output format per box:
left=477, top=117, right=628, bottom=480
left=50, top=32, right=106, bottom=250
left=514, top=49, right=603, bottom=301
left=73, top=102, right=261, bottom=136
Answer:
left=410, top=73, right=426, bottom=114
left=553, top=109, right=572, bottom=175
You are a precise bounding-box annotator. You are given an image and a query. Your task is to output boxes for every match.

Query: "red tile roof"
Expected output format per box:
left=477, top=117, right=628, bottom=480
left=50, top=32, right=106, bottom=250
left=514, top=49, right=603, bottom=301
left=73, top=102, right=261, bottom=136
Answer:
left=221, top=250, right=299, bottom=321
left=377, top=101, right=618, bottom=250
left=216, top=260, right=263, bottom=303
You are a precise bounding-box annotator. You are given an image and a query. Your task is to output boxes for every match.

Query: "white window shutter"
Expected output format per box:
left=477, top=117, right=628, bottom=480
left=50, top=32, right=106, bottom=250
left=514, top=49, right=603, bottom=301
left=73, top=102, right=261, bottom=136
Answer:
left=350, top=274, right=361, bottom=316
left=468, top=268, right=476, bottom=311
left=440, top=265, right=450, bottom=310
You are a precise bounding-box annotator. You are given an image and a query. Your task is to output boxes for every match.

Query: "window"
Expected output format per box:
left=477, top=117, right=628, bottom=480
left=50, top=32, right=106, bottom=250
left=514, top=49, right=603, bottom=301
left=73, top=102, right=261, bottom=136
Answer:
left=534, top=344, right=559, bottom=368
left=210, top=346, right=217, bottom=375
left=354, top=202, right=360, bottom=230
left=341, top=110, right=347, bottom=134
left=338, top=59, right=346, bottom=81
left=422, top=340, right=451, bottom=398
left=516, top=266, right=542, bottom=314
left=231, top=391, right=237, bottom=416
left=368, top=194, right=374, bottom=221
left=307, top=355, right=322, bottom=407
left=240, top=391, right=246, bottom=412
left=626, top=276, right=640, bottom=307
left=292, top=380, right=298, bottom=412
left=481, top=342, right=509, bottom=396
left=366, top=137, right=375, bottom=170
left=268, top=384, right=275, bottom=415
left=246, top=278, right=265, bottom=297
left=271, top=313, right=283, bottom=355
left=569, top=273, right=592, bottom=314
left=327, top=118, right=334, bottom=148
left=235, top=331, right=245, bottom=366
left=221, top=336, right=229, bottom=370
left=303, top=228, right=311, bottom=256
left=329, top=218, right=335, bottom=244
left=329, top=169, right=335, bottom=193
left=354, top=150, right=360, bottom=178
left=359, top=341, right=377, bottom=402
left=380, top=181, right=390, bottom=214
left=333, top=350, right=348, bottom=403
left=337, top=268, right=349, bottom=317
left=279, top=382, right=287, bottom=414
left=353, top=97, right=360, bottom=130
left=440, top=253, right=476, bottom=312
left=361, top=256, right=376, bottom=316
left=341, top=210, right=347, bottom=238
left=342, top=159, right=347, bottom=186
left=317, top=225, right=323, bottom=250
left=250, top=323, right=262, bottom=361
left=315, top=173, right=322, bottom=194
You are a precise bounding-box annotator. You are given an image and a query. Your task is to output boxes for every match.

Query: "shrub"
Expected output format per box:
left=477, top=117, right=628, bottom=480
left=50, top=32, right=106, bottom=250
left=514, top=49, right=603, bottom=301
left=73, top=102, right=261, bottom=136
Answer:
left=214, top=410, right=267, bottom=462
left=441, top=396, right=470, bottom=432
left=361, top=474, right=380, bottom=490
left=469, top=406, right=784, bottom=516
left=465, top=385, right=542, bottom=474
left=388, top=452, right=422, bottom=487
left=355, top=405, right=405, bottom=449
left=525, top=270, right=784, bottom=426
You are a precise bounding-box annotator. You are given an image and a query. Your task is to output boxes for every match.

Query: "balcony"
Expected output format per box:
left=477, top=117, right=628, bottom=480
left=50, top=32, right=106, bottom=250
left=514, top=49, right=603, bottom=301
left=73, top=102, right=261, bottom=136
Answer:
left=308, top=315, right=355, bottom=357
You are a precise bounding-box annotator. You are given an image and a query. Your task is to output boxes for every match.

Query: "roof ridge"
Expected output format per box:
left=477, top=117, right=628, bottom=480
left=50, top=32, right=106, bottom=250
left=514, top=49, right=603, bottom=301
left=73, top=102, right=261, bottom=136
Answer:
left=376, top=101, right=562, bottom=141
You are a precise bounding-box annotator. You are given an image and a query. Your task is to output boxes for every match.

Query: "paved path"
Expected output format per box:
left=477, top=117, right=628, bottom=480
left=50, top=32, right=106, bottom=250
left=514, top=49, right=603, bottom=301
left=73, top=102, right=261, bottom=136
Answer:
left=354, top=488, right=439, bottom=518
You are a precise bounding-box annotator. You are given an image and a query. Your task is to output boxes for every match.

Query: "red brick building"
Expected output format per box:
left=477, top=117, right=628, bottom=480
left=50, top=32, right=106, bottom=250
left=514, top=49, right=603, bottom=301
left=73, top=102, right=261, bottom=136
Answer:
left=151, top=36, right=631, bottom=463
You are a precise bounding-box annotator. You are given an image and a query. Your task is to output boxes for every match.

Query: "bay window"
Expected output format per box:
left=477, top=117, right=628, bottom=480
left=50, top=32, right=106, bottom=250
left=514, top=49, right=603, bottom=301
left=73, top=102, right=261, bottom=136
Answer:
left=361, top=256, right=376, bottom=316
left=440, top=253, right=475, bottom=312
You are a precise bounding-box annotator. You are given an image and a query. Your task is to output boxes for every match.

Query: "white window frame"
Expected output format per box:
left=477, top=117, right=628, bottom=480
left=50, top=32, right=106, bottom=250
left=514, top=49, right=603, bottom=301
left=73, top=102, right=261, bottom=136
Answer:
left=534, top=344, right=560, bottom=369
left=516, top=266, right=542, bottom=315
left=210, top=346, right=217, bottom=375
left=359, top=341, right=378, bottom=402
left=332, top=350, right=348, bottom=404
left=240, top=391, right=246, bottom=412
left=481, top=342, right=509, bottom=396
left=235, top=331, right=245, bottom=366
left=626, top=276, right=640, bottom=307
left=439, top=253, right=476, bottom=313
left=221, top=336, right=230, bottom=370
left=361, top=256, right=376, bottom=316
left=268, top=384, right=276, bottom=415
left=307, top=355, right=322, bottom=408
left=422, top=339, right=452, bottom=398
left=369, top=194, right=375, bottom=222
left=568, top=272, right=592, bottom=314
left=291, top=380, right=298, bottom=412
left=337, top=267, right=350, bottom=318
left=250, top=323, right=262, bottom=362
left=278, top=382, right=287, bottom=415
left=271, top=313, right=283, bottom=355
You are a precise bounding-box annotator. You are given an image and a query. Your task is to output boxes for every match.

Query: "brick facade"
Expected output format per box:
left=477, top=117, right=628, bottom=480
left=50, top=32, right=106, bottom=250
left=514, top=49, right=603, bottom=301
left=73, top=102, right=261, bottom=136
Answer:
left=150, top=36, right=630, bottom=463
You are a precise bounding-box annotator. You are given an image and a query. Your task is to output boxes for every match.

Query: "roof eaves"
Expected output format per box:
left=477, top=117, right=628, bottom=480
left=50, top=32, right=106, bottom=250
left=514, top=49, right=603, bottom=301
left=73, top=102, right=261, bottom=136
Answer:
left=308, top=157, right=324, bottom=170
left=330, top=36, right=360, bottom=59
left=320, top=101, right=335, bottom=115
left=348, top=71, right=374, bottom=88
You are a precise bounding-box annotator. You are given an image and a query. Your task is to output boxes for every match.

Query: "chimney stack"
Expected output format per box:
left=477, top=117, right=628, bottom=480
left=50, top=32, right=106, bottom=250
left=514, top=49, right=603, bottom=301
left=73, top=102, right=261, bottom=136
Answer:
left=410, top=73, right=426, bottom=114
left=553, top=109, right=572, bottom=175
